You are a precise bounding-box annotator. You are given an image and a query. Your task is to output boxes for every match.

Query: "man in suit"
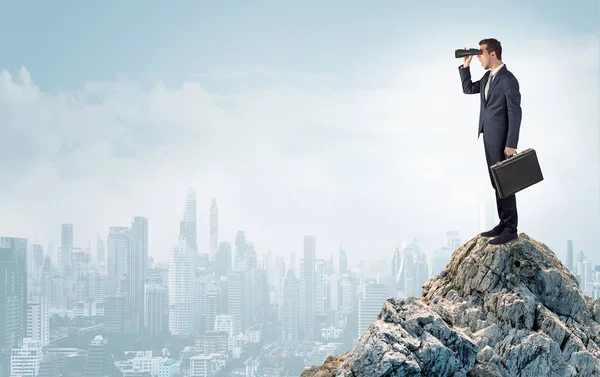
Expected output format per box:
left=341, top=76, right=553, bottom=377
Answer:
left=458, top=38, right=522, bottom=245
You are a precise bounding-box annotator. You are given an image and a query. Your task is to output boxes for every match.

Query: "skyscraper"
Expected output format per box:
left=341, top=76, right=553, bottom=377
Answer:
left=169, top=238, right=195, bottom=337
left=107, top=227, right=130, bottom=295
left=226, top=272, right=244, bottom=333
left=234, top=231, right=247, bottom=272
left=281, top=269, right=300, bottom=341
left=215, top=242, right=232, bottom=280
left=303, top=235, right=316, bottom=340
left=129, top=216, right=148, bottom=333
left=0, top=237, right=28, bottom=375
left=315, top=260, right=325, bottom=316
left=60, top=223, right=73, bottom=277
left=566, top=240, right=574, bottom=273
left=210, top=198, right=218, bottom=262
left=403, top=243, right=428, bottom=298
left=275, top=256, right=286, bottom=302
left=27, top=244, right=44, bottom=298
left=27, top=299, right=49, bottom=347
left=180, top=188, right=197, bottom=253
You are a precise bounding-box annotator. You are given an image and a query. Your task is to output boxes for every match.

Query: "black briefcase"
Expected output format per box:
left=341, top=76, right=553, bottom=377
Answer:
left=490, top=148, right=543, bottom=199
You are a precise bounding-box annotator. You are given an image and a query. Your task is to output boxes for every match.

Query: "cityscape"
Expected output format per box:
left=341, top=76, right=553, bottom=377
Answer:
left=1, top=2, right=598, bottom=376
left=1, top=186, right=598, bottom=377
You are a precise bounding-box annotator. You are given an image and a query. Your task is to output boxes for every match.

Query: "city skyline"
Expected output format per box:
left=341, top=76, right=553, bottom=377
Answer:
left=10, top=189, right=594, bottom=270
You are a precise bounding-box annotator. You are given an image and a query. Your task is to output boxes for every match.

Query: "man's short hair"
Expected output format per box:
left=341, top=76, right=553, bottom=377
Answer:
left=479, top=38, right=502, bottom=60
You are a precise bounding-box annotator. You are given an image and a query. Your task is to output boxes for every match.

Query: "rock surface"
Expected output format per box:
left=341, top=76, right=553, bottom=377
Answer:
left=300, top=233, right=600, bottom=377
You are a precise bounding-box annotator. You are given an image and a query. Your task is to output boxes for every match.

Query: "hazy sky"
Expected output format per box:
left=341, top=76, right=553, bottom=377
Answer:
left=1, top=1, right=598, bottom=266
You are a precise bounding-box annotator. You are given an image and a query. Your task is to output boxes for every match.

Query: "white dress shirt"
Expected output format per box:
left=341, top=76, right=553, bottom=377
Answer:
left=485, top=62, right=504, bottom=100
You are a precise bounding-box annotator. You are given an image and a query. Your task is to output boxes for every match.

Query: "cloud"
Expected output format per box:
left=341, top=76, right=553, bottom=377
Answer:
left=189, top=67, right=341, bottom=83
left=0, top=32, right=598, bottom=265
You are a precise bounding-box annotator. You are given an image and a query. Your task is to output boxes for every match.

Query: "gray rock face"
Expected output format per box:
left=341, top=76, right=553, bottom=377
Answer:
left=300, top=233, right=600, bottom=377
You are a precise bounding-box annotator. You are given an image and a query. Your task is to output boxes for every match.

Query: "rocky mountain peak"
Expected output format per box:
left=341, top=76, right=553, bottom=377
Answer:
left=301, top=233, right=600, bottom=377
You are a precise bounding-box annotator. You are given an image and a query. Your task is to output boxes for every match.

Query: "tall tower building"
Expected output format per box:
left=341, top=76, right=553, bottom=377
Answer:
left=566, top=240, right=574, bottom=273
left=251, top=267, right=269, bottom=325
left=205, top=289, right=219, bottom=333
left=280, top=269, right=300, bottom=342
left=168, top=238, right=196, bottom=337
left=402, top=243, right=428, bottom=298
left=209, top=199, right=218, bottom=262
left=129, top=216, right=148, bottom=333
left=180, top=188, right=198, bottom=253
left=275, top=256, right=286, bottom=303
left=107, top=227, right=130, bottom=295
left=303, top=235, right=316, bottom=340
left=246, top=243, right=257, bottom=270
left=60, top=223, right=73, bottom=277
left=215, top=242, right=232, bottom=280
left=315, top=260, right=325, bottom=316
left=194, top=273, right=215, bottom=333
left=234, top=231, right=247, bottom=272
left=226, top=272, right=245, bottom=333
left=27, top=244, right=44, bottom=298
left=328, top=273, right=339, bottom=312
left=0, top=237, right=28, bottom=376
left=27, top=299, right=49, bottom=347
left=576, top=250, right=588, bottom=291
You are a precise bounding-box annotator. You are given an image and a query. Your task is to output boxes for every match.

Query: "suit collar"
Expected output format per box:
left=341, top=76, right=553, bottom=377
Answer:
left=490, top=63, right=505, bottom=77
left=485, top=64, right=507, bottom=80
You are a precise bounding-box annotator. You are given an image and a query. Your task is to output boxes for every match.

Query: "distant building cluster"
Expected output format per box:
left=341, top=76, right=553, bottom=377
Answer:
left=3, top=190, right=592, bottom=376
left=565, top=239, right=600, bottom=298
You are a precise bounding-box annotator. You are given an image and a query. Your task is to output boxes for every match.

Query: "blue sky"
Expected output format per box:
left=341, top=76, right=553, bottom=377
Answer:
left=0, top=1, right=598, bottom=265
left=1, top=1, right=598, bottom=91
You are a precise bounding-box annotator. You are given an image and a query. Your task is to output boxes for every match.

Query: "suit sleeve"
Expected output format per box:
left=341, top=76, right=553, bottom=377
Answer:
left=504, top=75, right=522, bottom=149
left=458, top=65, right=481, bottom=94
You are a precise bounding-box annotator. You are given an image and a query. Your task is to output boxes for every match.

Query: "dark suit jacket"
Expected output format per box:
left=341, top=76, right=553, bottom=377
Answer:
left=458, top=64, right=522, bottom=149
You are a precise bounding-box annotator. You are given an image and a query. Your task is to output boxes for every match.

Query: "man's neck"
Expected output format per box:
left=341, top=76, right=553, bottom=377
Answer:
left=489, top=60, right=503, bottom=71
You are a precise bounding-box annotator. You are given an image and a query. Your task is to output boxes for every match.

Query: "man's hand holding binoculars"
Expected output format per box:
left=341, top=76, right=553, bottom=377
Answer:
left=455, top=47, right=482, bottom=67
left=462, top=47, right=473, bottom=68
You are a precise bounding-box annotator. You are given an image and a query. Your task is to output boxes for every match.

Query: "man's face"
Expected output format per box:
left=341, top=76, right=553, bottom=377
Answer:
left=477, top=44, right=490, bottom=69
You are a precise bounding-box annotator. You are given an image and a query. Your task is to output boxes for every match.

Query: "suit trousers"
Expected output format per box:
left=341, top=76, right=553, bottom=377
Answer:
left=484, top=141, right=518, bottom=231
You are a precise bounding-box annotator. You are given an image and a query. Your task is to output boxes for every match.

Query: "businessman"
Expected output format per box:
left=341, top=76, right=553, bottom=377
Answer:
left=458, top=38, right=522, bottom=245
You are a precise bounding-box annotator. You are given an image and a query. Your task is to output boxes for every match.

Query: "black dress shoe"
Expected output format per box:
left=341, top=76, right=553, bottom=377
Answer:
left=489, top=229, right=518, bottom=245
left=480, top=223, right=505, bottom=237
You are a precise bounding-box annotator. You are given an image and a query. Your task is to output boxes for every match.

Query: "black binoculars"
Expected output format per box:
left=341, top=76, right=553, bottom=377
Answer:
left=455, top=48, right=482, bottom=58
